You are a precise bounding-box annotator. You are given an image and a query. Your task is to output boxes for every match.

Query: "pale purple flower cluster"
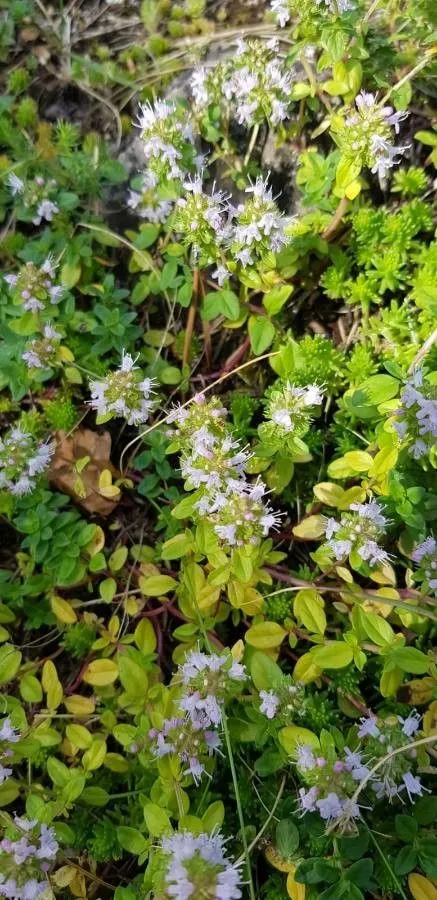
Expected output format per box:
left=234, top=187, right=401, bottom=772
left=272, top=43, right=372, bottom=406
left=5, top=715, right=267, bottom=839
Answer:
left=160, top=831, right=243, bottom=900
left=89, top=351, right=156, bottom=426
left=149, top=715, right=221, bottom=784
left=4, top=256, right=63, bottom=314
left=169, top=393, right=281, bottom=548
left=357, top=713, right=428, bottom=803
left=178, top=650, right=246, bottom=729
left=393, top=369, right=437, bottom=460
left=324, top=499, right=389, bottom=567
left=0, top=718, right=19, bottom=788
left=135, top=100, right=196, bottom=182
left=342, top=91, right=409, bottom=179
left=258, top=677, right=305, bottom=724
left=296, top=744, right=365, bottom=825
left=0, top=816, right=58, bottom=899
left=22, top=324, right=61, bottom=370
left=411, top=535, right=437, bottom=594
left=7, top=173, right=59, bottom=225
left=0, top=427, right=54, bottom=496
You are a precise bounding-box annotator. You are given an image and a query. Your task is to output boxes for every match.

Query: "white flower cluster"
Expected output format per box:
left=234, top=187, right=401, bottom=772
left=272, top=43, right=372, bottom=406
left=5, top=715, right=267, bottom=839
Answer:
left=22, top=324, right=61, bottom=370
left=135, top=100, right=197, bottom=183
left=159, top=831, right=243, bottom=900
left=191, top=38, right=292, bottom=127
left=4, top=256, right=63, bottom=314
left=172, top=174, right=232, bottom=265
left=7, top=173, right=59, bottom=226
left=260, top=381, right=324, bottom=450
left=127, top=169, right=173, bottom=224
left=230, top=176, right=289, bottom=271
left=0, top=427, right=54, bottom=496
left=167, top=393, right=281, bottom=549
left=323, top=499, right=389, bottom=567
left=89, top=351, right=156, bottom=426
left=271, top=0, right=353, bottom=28
left=172, top=174, right=290, bottom=282
left=393, top=369, right=437, bottom=460
left=335, top=91, right=409, bottom=179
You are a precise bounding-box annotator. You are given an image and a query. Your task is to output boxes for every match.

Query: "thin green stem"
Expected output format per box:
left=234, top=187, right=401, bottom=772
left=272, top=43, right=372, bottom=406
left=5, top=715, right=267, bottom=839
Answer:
left=222, top=710, right=256, bottom=900
left=363, top=822, right=408, bottom=900
left=381, top=48, right=437, bottom=105
left=244, top=123, right=260, bottom=168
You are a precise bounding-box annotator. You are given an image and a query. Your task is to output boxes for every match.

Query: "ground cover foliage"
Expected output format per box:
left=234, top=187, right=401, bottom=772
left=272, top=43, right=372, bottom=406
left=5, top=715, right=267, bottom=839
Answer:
left=0, top=0, right=437, bottom=897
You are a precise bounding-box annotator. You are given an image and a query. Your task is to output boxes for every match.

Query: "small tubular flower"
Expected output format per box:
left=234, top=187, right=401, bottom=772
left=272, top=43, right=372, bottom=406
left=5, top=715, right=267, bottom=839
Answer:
left=358, top=713, right=429, bottom=803
left=7, top=173, right=59, bottom=225
left=127, top=169, right=173, bottom=223
left=295, top=743, right=366, bottom=827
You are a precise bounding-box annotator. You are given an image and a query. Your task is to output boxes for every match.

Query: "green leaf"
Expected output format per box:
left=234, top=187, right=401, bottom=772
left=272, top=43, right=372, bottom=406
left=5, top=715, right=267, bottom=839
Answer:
left=263, top=284, right=293, bottom=315
left=143, top=802, right=171, bottom=837
left=250, top=651, right=283, bottom=691
left=294, top=589, right=326, bottom=635
left=117, top=826, right=148, bottom=855
left=161, top=532, right=193, bottom=560
left=118, top=657, right=148, bottom=695
left=202, top=290, right=240, bottom=322
left=248, top=315, right=275, bottom=354
left=245, top=621, right=287, bottom=649
left=394, top=846, right=418, bottom=876
left=389, top=646, right=430, bottom=674
left=311, top=641, right=353, bottom=669
left=276, top=819, right=300, bottom=859
left=139, top=574, right=177, bottom=596
left=0, top=644, right=22, bottom=685
left=395, top=814, right=418, bottom=843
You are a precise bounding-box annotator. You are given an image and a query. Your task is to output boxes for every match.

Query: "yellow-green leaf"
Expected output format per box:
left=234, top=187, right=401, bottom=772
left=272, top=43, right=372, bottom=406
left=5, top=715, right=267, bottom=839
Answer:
left=139, top=574, right=177, bottom=596
left=50, top=594, right=78, bottom=624
left=83, top=659, right=119, bottom=686
left=311, top=641, right=353, bottom=669
left=279, top=725, right=319, bottom=755
left=292, top=515, right=326, bottom=540
left=294, top=589, right=326, bottom=635
left=245, top=621, right=287, bottom=649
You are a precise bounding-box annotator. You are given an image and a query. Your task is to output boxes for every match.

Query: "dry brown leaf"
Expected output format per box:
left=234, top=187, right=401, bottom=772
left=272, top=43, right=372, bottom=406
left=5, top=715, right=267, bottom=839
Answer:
left=49, top=428, right=120, bottom=516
